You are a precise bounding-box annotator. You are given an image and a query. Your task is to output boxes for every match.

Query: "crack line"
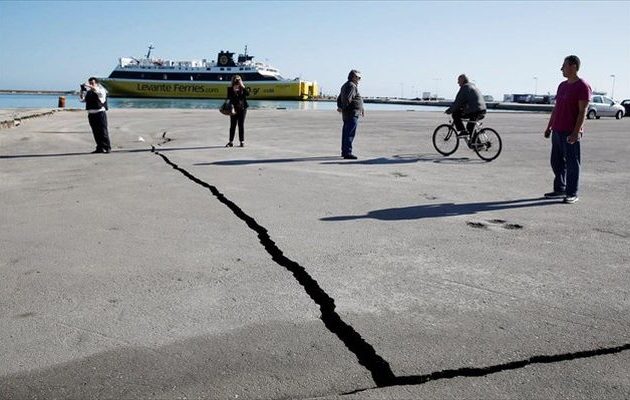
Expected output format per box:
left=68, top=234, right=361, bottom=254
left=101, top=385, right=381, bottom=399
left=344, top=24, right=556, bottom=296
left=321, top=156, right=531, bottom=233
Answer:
left=343, top=342, right=630, bottom=394
left=154, top=150, right=396, bottom=386
left=155, top=150, right=629, bottom=394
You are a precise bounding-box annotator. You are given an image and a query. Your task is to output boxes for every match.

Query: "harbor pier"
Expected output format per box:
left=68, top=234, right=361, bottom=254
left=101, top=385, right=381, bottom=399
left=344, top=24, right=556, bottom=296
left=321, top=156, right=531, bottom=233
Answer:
left=1, top=109, right=628, bottom=399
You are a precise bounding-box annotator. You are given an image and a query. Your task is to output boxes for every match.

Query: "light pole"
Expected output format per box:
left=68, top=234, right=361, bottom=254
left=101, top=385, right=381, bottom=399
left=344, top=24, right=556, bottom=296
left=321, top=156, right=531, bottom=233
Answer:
left=433, top=78, right=440, bottom=99
left=534, top=76, right=538, bottom=96
left=610, top=74, right=616, bottom=100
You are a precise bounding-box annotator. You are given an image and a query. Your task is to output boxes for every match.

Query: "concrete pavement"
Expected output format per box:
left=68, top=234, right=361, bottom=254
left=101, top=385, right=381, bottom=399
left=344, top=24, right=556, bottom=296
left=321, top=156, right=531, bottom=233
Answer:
left=1, top=108, right=629, bottom=399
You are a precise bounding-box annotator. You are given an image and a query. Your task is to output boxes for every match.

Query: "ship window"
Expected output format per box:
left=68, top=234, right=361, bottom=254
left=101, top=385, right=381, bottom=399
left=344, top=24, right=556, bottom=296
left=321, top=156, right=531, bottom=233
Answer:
left=220, top=67, right=224, bottom=71
left=239, top=68, right=243, bottom=71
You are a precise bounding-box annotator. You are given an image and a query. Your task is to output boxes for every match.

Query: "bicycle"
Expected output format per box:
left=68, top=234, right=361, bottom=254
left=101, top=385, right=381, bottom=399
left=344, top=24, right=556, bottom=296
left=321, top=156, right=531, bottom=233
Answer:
left=432, top=118, right=502, bottom=162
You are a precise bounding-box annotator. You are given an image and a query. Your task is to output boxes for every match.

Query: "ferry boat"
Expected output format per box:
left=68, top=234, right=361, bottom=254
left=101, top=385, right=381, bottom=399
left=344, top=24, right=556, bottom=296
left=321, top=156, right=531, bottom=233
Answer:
left=100, top=46, right=319, bottom=100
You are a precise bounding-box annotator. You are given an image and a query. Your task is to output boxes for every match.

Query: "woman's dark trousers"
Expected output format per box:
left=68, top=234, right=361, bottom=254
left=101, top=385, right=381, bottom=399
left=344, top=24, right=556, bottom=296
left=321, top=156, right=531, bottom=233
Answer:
left=229, top=110, right=247, bottom=142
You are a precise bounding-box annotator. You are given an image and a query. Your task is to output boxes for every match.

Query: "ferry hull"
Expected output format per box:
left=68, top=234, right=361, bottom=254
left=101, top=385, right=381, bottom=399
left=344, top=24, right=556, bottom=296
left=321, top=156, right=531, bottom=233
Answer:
left=100, top=79, right=318, bottom=100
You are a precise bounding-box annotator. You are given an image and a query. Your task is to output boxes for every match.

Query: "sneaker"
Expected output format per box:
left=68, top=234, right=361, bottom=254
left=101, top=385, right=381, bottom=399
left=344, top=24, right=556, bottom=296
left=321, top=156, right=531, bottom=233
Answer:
left=563, top=195, right=579, bottom=204
left=342, top=154, right=358, bottom=160
left=544, top=191, right=566, bottom=198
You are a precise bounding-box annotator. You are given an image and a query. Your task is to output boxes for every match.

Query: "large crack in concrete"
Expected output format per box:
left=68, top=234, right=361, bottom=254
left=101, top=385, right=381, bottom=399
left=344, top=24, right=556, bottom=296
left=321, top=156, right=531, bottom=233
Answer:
left=155, top=150, right=630, bottom=393
left=345, top=342, right=630, bottom=394
left=154, top=150, right=396, bottom=386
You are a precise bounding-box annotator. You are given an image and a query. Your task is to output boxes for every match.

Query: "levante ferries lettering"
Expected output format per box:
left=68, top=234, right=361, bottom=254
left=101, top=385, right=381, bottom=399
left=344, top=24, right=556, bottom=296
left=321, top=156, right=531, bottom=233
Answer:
left=136, top=83, right=218, bottom=94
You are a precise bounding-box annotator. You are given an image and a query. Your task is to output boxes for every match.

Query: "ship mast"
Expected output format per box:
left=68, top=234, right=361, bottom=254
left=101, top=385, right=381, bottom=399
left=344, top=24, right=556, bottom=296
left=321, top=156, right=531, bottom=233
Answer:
left=145, top=44, right=154, bottom=59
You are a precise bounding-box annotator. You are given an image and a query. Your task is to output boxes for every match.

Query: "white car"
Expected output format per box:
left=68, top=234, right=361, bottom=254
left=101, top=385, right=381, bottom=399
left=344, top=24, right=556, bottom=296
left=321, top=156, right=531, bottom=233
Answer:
left=588, top=95, right=625, bottom=119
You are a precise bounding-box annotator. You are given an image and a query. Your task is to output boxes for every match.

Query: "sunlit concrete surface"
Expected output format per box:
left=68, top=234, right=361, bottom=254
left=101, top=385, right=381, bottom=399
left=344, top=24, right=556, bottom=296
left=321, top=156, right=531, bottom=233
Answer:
left=1, top=109, right=629, bottom=399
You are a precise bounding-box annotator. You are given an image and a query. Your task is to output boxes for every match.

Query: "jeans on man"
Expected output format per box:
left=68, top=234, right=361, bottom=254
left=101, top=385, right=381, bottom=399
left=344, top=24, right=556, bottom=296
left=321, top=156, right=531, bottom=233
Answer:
left=550, top=131, right=581, bottom=196
left=341, top=115, right=359, bottom=156
left=88, top=111, right=110, bottom=151
left=452, top=110, right=485, bottom=135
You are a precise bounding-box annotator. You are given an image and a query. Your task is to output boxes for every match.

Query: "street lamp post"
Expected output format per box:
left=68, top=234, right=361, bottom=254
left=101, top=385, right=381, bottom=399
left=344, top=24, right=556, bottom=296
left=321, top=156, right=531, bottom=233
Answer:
left=610, top=74, right=616, bottom=100
left=433, top=78, right=440, bottom=100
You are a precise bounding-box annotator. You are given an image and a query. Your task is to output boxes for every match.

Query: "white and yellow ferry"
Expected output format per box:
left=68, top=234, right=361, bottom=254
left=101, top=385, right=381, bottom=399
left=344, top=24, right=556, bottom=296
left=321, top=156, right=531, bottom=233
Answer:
left=100, top=46, right=319, bottom=100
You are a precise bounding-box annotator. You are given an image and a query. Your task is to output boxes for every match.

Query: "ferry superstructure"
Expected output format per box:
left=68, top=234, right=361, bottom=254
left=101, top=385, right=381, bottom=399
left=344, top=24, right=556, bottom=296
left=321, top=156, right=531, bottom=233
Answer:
left=100, top=46, right=319, bottom=100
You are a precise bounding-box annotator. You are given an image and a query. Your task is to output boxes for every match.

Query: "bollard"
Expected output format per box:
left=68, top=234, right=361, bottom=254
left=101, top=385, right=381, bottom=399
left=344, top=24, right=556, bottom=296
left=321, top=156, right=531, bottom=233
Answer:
left=58, top=96, right=66, bottom=108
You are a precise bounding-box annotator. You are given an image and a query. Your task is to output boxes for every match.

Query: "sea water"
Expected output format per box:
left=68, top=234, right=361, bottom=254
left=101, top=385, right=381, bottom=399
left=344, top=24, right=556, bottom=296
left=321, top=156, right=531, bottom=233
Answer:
left=0, top=93, right=444, bottom=112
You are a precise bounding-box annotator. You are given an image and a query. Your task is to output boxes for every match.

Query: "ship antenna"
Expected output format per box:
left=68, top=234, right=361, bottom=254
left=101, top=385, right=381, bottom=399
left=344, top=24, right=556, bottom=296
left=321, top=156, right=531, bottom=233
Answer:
left=244, top=45, right=248, bottom=56
left=146, top=44, right=154, bottom=59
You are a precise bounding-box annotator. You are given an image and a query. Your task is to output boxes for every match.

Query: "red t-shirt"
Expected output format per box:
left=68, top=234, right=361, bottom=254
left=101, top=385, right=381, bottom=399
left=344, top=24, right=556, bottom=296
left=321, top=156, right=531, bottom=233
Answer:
left=551, top=78, right=592, bottom=133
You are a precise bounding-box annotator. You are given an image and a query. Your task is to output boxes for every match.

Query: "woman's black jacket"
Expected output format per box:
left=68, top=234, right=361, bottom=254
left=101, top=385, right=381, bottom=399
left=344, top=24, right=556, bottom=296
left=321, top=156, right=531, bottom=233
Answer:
left=227, top=86, right=250, bottom=112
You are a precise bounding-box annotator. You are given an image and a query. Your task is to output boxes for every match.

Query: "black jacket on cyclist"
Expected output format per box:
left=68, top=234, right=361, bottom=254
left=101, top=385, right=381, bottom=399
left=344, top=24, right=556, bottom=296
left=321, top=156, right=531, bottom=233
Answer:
left=447, top=82, right=486, bottom=115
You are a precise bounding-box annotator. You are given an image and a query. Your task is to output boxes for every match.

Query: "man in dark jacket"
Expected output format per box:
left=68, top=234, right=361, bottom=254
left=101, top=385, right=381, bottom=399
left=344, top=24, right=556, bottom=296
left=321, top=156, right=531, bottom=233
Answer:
left=445, top=74, right=486, bottom=139
left=337, top=70, right=364, bottom=159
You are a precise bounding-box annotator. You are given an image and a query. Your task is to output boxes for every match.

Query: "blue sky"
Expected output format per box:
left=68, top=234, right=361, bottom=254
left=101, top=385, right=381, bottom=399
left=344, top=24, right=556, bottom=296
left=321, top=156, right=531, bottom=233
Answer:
left=1, top=1, right=629, bottom=100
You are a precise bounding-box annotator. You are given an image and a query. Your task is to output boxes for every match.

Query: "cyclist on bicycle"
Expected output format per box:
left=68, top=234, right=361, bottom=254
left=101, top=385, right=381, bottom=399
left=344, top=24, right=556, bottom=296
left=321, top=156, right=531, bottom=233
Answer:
left=445, top=74, right=487, bottom=142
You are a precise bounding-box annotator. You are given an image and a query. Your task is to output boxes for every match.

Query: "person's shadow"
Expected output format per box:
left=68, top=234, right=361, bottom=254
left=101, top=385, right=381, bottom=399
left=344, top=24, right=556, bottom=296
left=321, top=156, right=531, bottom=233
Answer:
left=321, top=197, right=559, bottom=222
left=0, top=146, right=226, bottom=160
left=320, top=153, right=482, bottom=165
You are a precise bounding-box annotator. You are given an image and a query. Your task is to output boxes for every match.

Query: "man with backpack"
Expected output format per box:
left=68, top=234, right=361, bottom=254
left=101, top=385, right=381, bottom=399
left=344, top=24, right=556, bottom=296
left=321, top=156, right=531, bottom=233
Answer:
left=337, top=70, right=364, bottom=159
left=80, top=77, right=111, bottom=153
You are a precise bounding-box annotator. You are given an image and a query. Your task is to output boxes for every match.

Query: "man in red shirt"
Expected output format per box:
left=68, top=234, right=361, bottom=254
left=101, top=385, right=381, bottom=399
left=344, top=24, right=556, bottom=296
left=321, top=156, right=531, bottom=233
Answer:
left=543, top=55, right=592, bottom=204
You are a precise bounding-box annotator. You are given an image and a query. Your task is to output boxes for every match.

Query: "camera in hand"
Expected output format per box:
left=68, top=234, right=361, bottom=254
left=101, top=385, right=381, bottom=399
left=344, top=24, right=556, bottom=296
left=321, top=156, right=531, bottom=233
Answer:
left=80, top=84, right=87, bottom=92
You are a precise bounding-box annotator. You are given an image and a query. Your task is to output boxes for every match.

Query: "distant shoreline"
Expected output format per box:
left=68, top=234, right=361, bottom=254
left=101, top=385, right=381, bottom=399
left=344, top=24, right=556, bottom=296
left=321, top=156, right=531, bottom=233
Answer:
left=0, top=91, right=553, bottom=112
left=0, top=89, right=75, bottom=95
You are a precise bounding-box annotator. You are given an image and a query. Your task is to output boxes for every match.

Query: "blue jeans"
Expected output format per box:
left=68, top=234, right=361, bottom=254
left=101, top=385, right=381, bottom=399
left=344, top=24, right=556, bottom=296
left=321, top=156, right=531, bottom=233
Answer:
left=550, top=131, right=581, bottom=196
left=341, top=115, right=359, bottom=156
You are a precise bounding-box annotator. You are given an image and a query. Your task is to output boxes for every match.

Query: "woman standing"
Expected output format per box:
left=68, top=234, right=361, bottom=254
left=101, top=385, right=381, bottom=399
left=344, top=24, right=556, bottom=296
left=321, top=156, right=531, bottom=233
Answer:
left=225, top=75, right=250, bottom=147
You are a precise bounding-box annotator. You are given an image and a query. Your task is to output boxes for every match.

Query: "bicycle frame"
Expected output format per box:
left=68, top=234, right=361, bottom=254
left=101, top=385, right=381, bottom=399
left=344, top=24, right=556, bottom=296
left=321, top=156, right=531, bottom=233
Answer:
left=448, top=119, right=483, bottom=143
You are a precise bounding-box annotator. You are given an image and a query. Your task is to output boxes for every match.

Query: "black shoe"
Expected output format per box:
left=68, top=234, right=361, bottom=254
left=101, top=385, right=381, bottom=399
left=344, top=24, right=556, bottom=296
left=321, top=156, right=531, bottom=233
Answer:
left=91, top=148, right=104, bottom=154
left=225, top=142, right=233, bottom=147
left=544, top=191, right=566, bottom=198
left=342, top=154, right=358, bottom=160
left=239, top=141, right=244, bottom=147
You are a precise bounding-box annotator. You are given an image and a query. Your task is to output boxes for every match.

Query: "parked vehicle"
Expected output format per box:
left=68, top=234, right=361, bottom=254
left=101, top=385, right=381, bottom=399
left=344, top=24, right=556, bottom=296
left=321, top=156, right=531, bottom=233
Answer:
left=587, top=95, right=625, bottom=119
left=621, top=99, right=630, bottom=116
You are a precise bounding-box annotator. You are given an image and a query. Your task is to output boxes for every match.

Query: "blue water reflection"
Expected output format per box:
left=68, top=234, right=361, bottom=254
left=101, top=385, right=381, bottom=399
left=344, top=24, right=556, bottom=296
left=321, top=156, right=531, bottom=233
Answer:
left=1, top=93, right=520, bottom=113
left=1, top=93, right=439, bottom=111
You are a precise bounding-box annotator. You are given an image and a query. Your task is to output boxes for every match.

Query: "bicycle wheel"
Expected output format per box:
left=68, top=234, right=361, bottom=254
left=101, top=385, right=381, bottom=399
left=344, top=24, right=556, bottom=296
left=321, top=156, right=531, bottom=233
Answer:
left=473, top=128, right=502, bottom=161
left=432, top=124, right=459, bottom=156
